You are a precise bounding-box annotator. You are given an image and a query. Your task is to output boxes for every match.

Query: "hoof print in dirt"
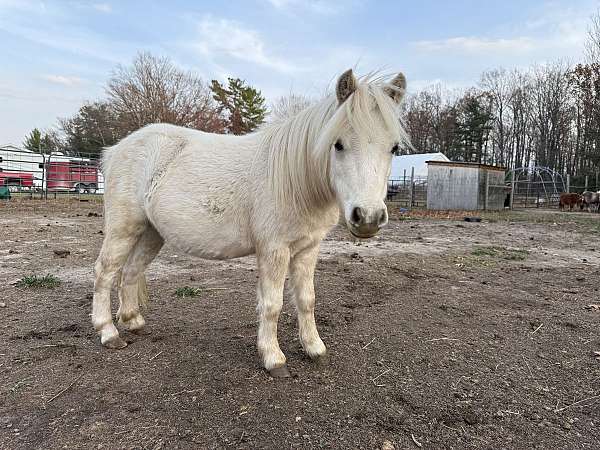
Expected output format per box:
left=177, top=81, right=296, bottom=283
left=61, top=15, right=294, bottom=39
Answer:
left=129, top=328, right=152, bottom=336
left=268, top=365, right=291, bottom=378
left=311, top=353, right=329, bottom=367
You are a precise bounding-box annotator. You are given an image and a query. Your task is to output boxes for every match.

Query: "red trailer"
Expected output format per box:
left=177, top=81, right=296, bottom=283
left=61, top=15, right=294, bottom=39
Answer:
left=46, top=159, right=99, bottom=193
left=0, top=169, right=34, bottom=191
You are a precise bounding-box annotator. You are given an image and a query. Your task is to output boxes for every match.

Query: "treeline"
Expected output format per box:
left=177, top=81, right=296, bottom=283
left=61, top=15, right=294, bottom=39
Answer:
left=403, top=11, right=600, bottom=180
left=22, top=11, right=600, bottom=180
left=24, top=53, right=268, bottom=156
left=402, top=62, right=600, bottom=179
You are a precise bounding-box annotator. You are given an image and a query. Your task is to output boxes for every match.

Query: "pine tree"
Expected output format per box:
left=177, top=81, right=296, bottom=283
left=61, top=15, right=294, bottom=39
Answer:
left=210, top=78, right=267, bottom=134
left=453, top=93, right=493, bottom=163
left=23, top=128, right=60, bottom=154
left=23, top=128, right=42, bottom=152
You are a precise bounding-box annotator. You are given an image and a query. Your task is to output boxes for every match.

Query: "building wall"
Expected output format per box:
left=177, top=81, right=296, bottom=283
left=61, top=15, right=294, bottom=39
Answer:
left=427, top=164, right=506, bottom=210
left=427, top=165, right=479, bottom=210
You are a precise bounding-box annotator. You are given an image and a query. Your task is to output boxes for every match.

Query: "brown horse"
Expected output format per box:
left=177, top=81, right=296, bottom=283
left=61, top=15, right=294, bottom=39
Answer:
left=559, top=193, right=583, bottom=211
left=581, top=191, right=600, bottom=212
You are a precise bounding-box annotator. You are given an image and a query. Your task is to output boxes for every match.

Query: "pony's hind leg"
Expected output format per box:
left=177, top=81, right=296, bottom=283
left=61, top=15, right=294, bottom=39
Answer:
left=117, top=226, right=164, bottom=334
left=92, top=221, right=146, bottom=349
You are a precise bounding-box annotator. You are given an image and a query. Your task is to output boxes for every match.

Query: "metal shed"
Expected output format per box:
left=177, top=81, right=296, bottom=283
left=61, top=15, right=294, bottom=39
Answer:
left=426, top=161, right=506, bottom=210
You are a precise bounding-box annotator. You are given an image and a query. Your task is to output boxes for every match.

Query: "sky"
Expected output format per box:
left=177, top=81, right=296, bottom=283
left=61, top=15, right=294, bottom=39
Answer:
left=0, top=0, right=598, bottom=146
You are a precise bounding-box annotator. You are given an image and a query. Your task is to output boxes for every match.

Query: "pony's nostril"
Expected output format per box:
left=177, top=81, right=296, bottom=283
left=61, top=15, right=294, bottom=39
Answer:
left=378, top=209, right=388, bottom=226
left=351, top=207, right=364, bottom=225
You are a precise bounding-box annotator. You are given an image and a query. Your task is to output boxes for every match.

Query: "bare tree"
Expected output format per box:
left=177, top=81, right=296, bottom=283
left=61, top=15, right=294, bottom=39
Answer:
left=480, top=69, right=515, bottom=166
left=402, top=83, right=461, bottom=155
left=586, top=9, right=600, bottom=63
left=529, top=62, right=572, bottom=171
left=106, top=52, right=223, bottom=133
left=270, top=93, right=315, bottom=121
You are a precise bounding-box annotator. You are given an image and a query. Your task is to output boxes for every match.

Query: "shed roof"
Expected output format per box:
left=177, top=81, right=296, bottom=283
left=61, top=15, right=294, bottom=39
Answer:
left=390, top=152, right=449, bottom=178
left=426, top=161, right=506, bottom=172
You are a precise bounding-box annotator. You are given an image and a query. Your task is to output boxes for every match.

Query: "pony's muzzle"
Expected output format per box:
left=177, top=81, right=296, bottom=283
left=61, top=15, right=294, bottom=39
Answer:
left=347, top=206, right=388, bottom=238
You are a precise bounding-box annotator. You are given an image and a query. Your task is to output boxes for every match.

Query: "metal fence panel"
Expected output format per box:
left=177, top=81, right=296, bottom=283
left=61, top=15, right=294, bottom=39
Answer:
left=0, top=147, right=103, bottom=199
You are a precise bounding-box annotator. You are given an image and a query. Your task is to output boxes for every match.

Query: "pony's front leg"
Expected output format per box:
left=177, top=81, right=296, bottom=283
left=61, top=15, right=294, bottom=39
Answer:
left=256, top=247, right=290, bottom=377
left=290, top=243, right=326, bottom=362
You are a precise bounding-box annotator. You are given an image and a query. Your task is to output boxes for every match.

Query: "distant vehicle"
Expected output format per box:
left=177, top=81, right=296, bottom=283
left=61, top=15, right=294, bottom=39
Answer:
left=0, top=146, right=101, bottom=193
left=0, top=168, right=34, bottom=191
left=46, top=159, right=99, bottom=193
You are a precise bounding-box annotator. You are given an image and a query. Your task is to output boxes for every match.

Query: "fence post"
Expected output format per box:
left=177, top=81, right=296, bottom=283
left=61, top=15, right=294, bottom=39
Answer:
left=585, top=175, right=588, bottom=191
left=566, top=174, right=570, bottom=193
left=484, top=170, right=490, bottom=210
left=41, top=153, right=47, bottom=200
left=409, top=167, right=414, bottom=209
left=509, top=169, right=515, bottom=209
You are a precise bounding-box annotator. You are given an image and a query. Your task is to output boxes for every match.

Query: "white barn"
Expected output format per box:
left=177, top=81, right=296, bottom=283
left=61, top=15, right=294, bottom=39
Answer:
left=390, top=152, right=449, bottom=179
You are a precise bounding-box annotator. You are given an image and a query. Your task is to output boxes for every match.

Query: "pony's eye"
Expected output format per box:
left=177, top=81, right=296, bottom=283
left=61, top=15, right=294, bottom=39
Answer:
left=391, top=143, right=399, bottom=155
left=334, top=140, right=344, bottom=152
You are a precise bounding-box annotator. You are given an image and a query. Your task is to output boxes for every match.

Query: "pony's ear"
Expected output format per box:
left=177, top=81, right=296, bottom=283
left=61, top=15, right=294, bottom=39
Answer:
left=385, top=72, right=407, bottom=103
left=336, top=69, right=357, bottom=104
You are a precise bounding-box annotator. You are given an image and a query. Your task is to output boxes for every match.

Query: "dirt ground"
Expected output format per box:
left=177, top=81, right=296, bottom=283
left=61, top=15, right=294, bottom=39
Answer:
left=1, top=199, right=599, bottom=449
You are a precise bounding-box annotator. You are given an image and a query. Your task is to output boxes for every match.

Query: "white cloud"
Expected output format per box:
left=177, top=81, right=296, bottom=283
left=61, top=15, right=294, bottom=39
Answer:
left=265, top=0, right=340, bottom=15
left=413, top=4, right=590, bottom=60
left=196, top=16, right=296, bottom=73
left=413, top=36, right=537, bottom=54
left=92, top=3, right=112, bottom=13
left=40, top=75, right=83, bottom=86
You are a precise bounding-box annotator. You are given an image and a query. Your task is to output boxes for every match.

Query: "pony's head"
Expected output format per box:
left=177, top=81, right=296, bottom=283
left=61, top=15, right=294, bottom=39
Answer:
left=264, top=69, right=409, bottom=238
left=321, top=69, right=409, bottom=238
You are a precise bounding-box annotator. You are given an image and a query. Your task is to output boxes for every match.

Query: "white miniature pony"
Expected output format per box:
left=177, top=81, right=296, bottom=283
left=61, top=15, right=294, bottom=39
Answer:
left=92, top=69, right=409, bottom=377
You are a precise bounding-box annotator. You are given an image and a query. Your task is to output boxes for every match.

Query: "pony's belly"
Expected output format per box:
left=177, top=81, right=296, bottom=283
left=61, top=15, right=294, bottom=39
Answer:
left=183, top=234, right=254, bottom=260
left=156, top=220, right=254, bottom=260
left=146, top=180, right=254, bottom=260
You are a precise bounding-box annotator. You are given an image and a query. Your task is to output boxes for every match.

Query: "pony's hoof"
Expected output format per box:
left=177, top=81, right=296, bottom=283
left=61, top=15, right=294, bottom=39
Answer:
left=268, top=365, right=291, bottom=378
left=311, top=353, right=329, bottom=367
left=103, top=336, right=128, bottom=349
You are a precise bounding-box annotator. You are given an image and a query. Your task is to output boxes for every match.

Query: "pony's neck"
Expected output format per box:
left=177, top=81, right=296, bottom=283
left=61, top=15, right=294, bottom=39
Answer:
left=262, top=96, right=338, bottom=214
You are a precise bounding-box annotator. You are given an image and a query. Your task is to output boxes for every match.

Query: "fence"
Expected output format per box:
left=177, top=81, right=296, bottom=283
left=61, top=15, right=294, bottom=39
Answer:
left=3, top=147, right=597, bottom=212
left=387, top=174, right=427, bottom=208
left=0, top=146, right=103, bottom=200
left=508, top=167, right=599, bottom=208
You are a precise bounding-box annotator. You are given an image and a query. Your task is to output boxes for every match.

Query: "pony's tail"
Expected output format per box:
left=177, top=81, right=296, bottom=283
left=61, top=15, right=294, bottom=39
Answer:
left=100, top=144, right=117, bottom=184
left=116, top=269, right=150, bottom=309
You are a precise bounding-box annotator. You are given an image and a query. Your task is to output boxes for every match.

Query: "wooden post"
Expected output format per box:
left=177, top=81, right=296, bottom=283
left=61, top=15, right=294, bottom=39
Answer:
left=509, top=169, right=515, bottom=210
left=585, top=175, right=588, bottom=191
left=566, top=174, right=570, bottom=193
left=484, top=170, right=490, bottom=210
left=526, top=173, right=530, bottom=207
left=409, top=167, right=414, bottom=209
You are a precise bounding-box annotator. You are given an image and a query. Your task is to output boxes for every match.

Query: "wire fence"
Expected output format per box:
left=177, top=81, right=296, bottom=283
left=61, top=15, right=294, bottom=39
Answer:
left=0, top=146, right=103, bottom=200
left=387, top=176, right=427, bottom=208
left=508, top=167, right=600, bottom=209
left=1, top=146, right=598, bottom=212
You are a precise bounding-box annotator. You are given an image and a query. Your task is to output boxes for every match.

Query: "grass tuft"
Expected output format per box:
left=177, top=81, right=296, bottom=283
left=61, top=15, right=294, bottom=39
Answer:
left=17, top=274, right=61, bottom=288
left=175, top=286, right=203, bottom=298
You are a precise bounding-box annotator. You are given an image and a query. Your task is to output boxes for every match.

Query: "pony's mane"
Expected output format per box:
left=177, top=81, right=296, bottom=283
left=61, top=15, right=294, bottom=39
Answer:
left=260, top=74, right=410, bottom=215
